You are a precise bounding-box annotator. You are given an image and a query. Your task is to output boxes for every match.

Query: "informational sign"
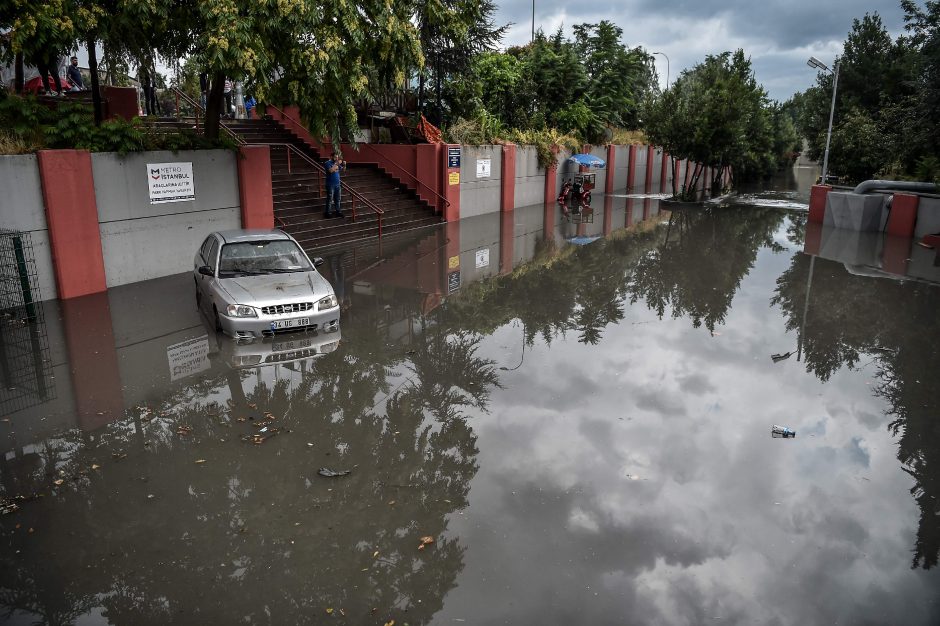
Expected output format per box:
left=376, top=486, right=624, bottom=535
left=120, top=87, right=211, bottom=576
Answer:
left=448, top=255, right=460, bottom=269
left=447, top=270, right=461, bottom=294
left=449, top=171, right=460, bottom=186
left=148, top=162, right=195, bottom=204
left=167, top=335, right=210, bottom=381
left=448, top=147, right=461, bottom=168
left=475, top=248, right=489, bottom=269
left=476, top=158, right=491, bottom=178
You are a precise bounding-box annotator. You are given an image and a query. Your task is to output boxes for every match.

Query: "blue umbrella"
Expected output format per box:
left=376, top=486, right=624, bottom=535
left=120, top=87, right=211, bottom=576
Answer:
left=568, top=153, right=606, bottom=168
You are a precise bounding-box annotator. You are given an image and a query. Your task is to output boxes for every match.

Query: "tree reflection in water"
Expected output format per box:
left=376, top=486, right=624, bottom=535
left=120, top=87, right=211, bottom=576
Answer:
left=0, top=310, right=498, bottom=624
left=627, top=206, right=786, bottom=332
left=773, top=253, right=940, bottom=569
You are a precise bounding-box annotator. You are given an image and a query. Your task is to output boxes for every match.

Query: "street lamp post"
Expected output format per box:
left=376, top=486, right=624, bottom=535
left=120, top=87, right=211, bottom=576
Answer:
left=652, top=51, right=670, bottom=88
left=807, top=56, right=840, bottom=185
left=531, top=0, right=535, bottom=42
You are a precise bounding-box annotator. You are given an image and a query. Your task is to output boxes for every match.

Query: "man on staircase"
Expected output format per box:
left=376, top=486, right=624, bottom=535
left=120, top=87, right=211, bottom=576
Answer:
left=324, top=151, right=346, bottom=218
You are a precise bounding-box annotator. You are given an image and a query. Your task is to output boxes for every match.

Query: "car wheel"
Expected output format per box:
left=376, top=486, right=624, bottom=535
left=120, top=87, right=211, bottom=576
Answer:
left=213, top=306, right=223, bottom=333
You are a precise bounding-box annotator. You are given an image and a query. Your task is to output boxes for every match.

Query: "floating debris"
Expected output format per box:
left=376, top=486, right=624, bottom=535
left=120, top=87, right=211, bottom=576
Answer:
left=176, top=425, right=194, bottom=436
left=772, top=424, right=796, bottom=438
left=241, top=429, right=279, bottom=445
left=318, top=468, right=351, bottom=478
left=418, top=536, right=435, bottom=550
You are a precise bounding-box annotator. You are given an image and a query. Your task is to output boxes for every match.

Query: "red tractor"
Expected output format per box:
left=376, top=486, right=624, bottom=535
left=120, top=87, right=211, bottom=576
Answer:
left=558, top=173, right=595, bottom=211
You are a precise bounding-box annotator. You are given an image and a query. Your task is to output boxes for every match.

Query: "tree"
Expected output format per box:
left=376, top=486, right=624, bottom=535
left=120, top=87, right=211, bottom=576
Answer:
left=573, top=21, right=655, bottom=131
left=413, top=0, right=508, bottom=126
left=644, top=50, right=775, bottom=194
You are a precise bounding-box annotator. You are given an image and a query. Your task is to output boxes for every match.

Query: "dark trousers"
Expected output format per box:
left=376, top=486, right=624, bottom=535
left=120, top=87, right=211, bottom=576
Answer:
left=36, top=60, right=62, bottom=94
left=326, top=186, right=342, bottom=216
left=143, top=85, right=157, bottom=115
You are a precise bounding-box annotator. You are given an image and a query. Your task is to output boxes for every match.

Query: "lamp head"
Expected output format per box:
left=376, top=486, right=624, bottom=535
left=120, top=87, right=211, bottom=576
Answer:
left=807, top=56, right=829, bottom=71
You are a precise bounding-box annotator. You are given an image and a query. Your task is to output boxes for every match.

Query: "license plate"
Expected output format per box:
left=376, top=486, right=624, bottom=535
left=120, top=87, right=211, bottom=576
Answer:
left=272, top=337, right=314, bottom=352
left=270, top=318, right=310, bottom=330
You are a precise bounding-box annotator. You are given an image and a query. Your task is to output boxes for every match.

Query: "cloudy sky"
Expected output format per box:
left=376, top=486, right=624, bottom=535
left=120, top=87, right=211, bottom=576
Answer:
left=492, top=0, right=912, bottom=101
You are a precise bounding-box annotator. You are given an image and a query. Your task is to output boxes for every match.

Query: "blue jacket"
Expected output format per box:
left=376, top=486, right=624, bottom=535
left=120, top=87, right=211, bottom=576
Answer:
left=325, top=159, right=344, bottom=188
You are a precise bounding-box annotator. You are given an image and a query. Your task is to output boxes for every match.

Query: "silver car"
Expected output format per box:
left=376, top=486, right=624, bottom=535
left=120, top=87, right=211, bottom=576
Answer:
left=194, top=229, right=340, bottom=339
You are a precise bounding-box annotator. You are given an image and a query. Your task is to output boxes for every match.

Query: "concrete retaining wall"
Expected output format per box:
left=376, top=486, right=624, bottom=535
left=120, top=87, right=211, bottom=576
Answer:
left=0, top=155, right=59, bottom=299
left=513, top=146, right=543, bottom=208
left=92, top=150, right=241, bottom=287
left=460, top=145, right=503, bottom=218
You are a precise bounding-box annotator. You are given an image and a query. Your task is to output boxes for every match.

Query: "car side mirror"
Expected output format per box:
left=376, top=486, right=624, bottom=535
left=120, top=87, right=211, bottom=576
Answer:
left=313, top=257, right=325, bottom=268
left=198, top=265, right=214, bottom=277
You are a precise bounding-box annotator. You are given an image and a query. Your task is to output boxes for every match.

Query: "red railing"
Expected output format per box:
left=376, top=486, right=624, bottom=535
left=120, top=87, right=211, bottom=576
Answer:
left=267, top=103, right=449, bottom=210
left=358, top=142, right=450, bottom=208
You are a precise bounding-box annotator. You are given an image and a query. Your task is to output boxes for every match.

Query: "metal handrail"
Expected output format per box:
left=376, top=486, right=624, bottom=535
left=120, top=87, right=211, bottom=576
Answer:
left=270, top=142, right=385, bottom=238
left=267, top=103, right=449, bottom=208
left=358, top=142, right=451, bottom=208
left=170, top=86, right=244, bottom=144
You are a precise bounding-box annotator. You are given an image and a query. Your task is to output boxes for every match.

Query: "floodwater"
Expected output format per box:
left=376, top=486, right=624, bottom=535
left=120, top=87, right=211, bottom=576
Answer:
left=2, top=167, right=939, bottom=625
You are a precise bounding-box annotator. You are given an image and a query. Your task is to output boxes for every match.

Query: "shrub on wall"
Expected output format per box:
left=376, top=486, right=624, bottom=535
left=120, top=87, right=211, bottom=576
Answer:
left=0, top=93, right=236, bottom=155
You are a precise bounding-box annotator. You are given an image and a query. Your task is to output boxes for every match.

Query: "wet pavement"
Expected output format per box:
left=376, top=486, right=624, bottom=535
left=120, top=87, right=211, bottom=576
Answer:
left=2, top=169, right=940, bottom=625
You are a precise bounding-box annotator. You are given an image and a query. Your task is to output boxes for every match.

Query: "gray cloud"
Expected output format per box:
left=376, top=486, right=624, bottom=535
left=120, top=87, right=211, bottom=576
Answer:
left=493, top=0, right=911, bottom=100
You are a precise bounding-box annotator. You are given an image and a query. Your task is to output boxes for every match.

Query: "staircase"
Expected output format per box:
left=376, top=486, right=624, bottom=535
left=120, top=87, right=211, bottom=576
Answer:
left=223, top=119, right=443, bottom=252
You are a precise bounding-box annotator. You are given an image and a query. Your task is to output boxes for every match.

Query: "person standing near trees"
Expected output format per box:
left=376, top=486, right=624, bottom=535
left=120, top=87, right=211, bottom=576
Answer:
left=139, top=63, right=156, bottom=115
left=324, top=151, right=346, bottom=218
left=67, top=56, right=84, bottom=90
left=34, top=51, right=63, bottom=95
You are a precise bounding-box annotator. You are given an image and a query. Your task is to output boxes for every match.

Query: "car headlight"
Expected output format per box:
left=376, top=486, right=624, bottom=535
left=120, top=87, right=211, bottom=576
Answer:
left=226, top=304, right=257, bottom=318
left=318, top=294, right=338, bottom=310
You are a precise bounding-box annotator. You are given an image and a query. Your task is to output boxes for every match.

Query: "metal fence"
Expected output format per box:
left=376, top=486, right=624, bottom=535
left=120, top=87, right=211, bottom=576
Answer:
left=0, top=229, right=55, bottom=414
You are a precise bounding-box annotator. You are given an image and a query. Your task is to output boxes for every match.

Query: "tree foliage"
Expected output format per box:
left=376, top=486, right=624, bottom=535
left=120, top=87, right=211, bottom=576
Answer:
left=795, top=8, right=940, bottom=183
left=643, top=50, right=783, bottom=190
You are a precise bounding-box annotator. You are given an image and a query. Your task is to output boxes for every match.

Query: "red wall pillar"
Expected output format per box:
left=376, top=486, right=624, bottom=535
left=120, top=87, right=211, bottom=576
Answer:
left=499, top=209, right=514, bottom=275
left=627, top=145, right=637, bottom=191
left=443, top=144, right=461, bottom=221
left=809, top=184, right=832, bottom=224
left=37, top=150, right=107, bottom=299
left=883, top=235, right=911, bottom=276
left=544, top=163, right=557, bottom=207
left=645, top=146, right=654, bottom=193
left=603, top=196, right=613, bottom=236
left=605, top=145, right=617, bottom=194
left=61, top=293, right=125, bottom=431
left=443, top=219, right=461, bottom=293
left=625, top=198, right=634, bottom=227
left=501, top=143, right=516, bottom=213
left=804, top=221, right=823, bottom=256
left=236, top=145, right=274, bottom=229
left=887, top=193, right=919, bottom=238
left=103, top=86, right=139, bottom=121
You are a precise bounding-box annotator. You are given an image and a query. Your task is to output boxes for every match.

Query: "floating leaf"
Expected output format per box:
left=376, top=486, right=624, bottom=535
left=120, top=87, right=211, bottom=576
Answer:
left=195, top=459, right=207, bottom=464
left=373, top=550, right=379, bottom=558
left=53, top=479, right=64, bottom=486
left=418, top=536, right=434, bottom=550
left=91, top=464, right=100, bottom=470
left=325, top=607, right=333, bottom=615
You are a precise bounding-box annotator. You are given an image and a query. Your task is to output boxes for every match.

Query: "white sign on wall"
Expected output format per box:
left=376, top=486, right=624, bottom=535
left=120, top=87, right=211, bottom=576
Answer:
left=147, top=162, right=195, bottom=204
left=476, top=158, right=491, bottom=178
left=475, top=248, right=490, bottom=269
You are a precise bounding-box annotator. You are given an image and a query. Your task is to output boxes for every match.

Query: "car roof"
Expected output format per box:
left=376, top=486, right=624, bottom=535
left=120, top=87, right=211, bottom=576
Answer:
left=216, top=229, right=292, bottom=244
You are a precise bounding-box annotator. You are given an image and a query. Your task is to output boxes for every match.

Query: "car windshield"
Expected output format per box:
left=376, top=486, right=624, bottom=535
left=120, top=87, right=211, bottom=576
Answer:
left=218, top=240, right=313, bottom=276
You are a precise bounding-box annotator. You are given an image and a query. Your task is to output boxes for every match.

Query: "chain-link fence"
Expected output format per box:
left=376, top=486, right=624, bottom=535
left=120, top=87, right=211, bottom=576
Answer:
left=0, top=229, right=54, bottom=414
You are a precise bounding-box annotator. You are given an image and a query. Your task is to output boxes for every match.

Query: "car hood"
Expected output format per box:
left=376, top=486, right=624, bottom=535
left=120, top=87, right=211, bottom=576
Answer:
left=219, top=271, right=333, bottom=305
